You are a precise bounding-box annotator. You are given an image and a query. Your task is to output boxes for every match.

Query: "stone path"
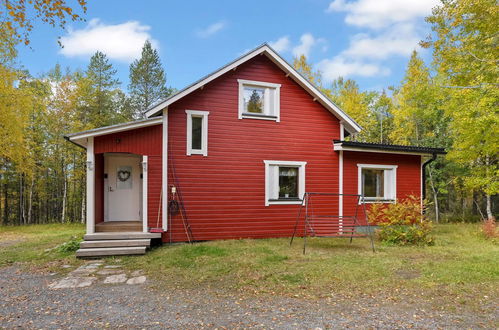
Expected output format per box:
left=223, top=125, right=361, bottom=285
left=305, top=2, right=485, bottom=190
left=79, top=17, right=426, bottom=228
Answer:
left=48, top=260, right=146, bottom=289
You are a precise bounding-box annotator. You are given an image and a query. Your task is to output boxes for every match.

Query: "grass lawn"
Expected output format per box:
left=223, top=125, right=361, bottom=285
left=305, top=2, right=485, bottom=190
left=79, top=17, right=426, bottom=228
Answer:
left=0, top=223, right=85, bottom=270
left=0, top=223, right=497, bottom=310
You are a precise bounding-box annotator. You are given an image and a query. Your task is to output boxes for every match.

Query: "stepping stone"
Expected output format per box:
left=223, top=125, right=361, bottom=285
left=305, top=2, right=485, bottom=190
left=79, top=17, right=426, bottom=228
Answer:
left=103, top=265, right=122, bottom=269
left=62, top=265, right=72, bottom=269
left=96, top=269, right=121, bottom=275
left=103, top=274, right=127, bottom=284
left=49, top=277, right=97, bottom=289
left=70, top=268, right=96, bottom=276
left=126, top=276, right=146, bottom=285
left=131, top=270, right=143, bottom=276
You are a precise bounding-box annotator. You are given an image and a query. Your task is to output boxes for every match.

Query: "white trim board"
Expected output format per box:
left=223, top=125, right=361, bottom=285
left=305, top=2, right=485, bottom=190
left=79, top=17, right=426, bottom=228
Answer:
left=144, top=44, right=361, bottom=134
left=238, top=79, right=281, bottom=122
left=185, top=110, right=209, bottom=156
left=357, top=164, right=397, bottom=203
left=264, top=160, right=307, bottom=206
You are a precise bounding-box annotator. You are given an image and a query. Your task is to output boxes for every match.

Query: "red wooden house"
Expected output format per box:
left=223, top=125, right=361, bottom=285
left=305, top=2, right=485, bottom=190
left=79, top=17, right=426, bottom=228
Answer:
left=66, top=44, right=445, bottom=257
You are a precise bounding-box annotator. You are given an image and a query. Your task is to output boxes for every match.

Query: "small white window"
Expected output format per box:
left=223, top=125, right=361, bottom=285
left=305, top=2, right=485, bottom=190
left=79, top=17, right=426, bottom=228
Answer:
left=357, top=164, right=397, bottom=202
left=264, top=160, right=306, bottom=206
left=238, top=79, right=281, bottom=122
left=185, top=110, right=209, bottom=156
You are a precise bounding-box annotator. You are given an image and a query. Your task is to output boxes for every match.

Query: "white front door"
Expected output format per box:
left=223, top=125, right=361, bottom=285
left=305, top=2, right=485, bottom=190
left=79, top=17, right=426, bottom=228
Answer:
left=105, top=155, right=141, bottom=221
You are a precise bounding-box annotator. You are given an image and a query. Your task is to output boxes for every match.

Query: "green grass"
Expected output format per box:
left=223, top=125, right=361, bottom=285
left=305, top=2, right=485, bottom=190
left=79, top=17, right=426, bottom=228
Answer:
left=0, top=223, right=497, bottom=309
left=120, top=223, right=498, bottom=308
left=0, top=223, right=85, bottom=270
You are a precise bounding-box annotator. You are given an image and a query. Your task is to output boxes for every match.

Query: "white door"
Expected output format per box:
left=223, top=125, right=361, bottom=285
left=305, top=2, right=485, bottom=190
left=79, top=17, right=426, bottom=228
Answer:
left=105, top=155, right=141, bottom=221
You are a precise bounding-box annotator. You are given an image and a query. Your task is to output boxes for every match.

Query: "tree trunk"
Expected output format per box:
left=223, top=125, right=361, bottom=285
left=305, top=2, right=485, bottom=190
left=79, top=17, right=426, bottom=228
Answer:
left=61, top=173, right=67, bottom=223
left=27, top=176, right=34, bottom=224
left=428, top=167, right=439, bottom=223
left=4, top=178, right=8, bottom=225
left=19, top=174, right=25, bottom=225
left=81, top=192, right=85, bottom=223
left=485, top=194, right=493, bottom=220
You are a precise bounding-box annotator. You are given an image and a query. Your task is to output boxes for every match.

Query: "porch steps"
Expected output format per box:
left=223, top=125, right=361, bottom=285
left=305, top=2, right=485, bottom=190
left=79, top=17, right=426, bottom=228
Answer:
left=76, top=232, right=162, bottom=258
left=76, top=246, right=146, bottom=257
left=80, top=239, right=151, bottom=249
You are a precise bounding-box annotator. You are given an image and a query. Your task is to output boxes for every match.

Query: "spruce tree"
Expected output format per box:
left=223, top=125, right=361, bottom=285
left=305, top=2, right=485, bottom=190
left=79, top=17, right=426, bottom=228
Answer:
left=84, top=51, right=121, bottom=126
left=129, top=40, right=170, bottom=118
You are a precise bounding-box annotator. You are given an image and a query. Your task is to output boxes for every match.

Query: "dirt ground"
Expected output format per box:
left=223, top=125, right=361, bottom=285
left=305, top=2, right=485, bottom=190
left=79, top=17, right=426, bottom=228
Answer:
left=1, top=263, right=497, bottom=329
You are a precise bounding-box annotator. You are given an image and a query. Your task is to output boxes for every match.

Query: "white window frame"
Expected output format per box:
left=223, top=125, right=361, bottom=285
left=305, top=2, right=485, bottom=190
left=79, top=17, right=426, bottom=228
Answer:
left=185, top=110, right=209, bottom=156
left=264, top=160, right=306, bottom=206
left=238, top=79, right=281, bottom=122
left=357, top=164, right=397, bottom=203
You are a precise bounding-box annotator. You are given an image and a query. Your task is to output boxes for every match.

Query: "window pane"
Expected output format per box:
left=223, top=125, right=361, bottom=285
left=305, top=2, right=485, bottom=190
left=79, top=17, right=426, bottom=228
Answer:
left=279, top=167, right=298, bottom=198
left=191, top=116, right=202, bottom=150
left=244, top=87, right=265, bottom=113
left=362, top=169, right=384, bottom=198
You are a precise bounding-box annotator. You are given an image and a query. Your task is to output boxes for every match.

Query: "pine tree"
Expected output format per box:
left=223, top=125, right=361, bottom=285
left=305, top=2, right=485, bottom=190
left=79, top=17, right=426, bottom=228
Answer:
left=84, top=51, right=121, bottom=127
left=129, top=40, right=170, bottom=118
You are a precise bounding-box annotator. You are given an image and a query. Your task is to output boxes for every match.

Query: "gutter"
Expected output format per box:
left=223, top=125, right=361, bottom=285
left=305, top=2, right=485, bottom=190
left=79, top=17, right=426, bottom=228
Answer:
left=63, top=135, right=86, bottom=149
left=421, top=153, right=437, bottom=210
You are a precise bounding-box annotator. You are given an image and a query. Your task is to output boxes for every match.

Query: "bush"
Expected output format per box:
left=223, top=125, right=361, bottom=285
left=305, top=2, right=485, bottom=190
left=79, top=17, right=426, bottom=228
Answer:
left=55, top=236, right=82, bottom=253
left=481, top=217, right=498, bottom=239
left=367, top=196, right=434, bottom=246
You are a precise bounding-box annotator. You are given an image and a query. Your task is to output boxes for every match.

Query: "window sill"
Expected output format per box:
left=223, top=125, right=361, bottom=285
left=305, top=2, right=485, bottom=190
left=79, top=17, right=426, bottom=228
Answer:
left=241, top=113, right=278, bottom=121
left=267, top=198, right=303, bottom=205
left=361, top=198, right=396, bottom=204
left=187, top=150, right=207, bottom=157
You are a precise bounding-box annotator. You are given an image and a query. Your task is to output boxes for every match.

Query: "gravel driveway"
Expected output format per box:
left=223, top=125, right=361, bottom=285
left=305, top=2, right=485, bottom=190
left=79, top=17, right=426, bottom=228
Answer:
left=0, top=264, right=496, bottom=329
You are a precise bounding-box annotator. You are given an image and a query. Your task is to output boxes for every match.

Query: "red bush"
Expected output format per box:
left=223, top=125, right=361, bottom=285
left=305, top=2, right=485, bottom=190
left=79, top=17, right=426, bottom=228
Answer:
left=481, top=217, right=498, bottom=239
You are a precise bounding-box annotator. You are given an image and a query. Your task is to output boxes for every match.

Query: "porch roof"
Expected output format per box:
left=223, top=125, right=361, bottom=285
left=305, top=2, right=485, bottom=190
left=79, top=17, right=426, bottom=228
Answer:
left=333, top=140, right=446, bottom=156
left=65, top=117, right=163, bottom=148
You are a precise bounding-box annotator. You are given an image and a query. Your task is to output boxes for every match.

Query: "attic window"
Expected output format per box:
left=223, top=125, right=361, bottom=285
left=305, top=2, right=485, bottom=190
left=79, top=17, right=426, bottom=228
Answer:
left=238, top=79, right=281, bottom=122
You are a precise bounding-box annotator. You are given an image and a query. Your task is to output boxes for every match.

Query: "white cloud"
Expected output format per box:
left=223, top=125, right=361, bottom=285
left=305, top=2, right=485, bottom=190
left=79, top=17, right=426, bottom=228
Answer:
left=317, top=56, right=390, bottom=80
left=292, top=33, right=316, bottom=57
left=196, top=21, right=227, bottom=38
left=59, top=19, right=158, bottom=62
left=343, top=24, right=421, bottom=60
left=326, top=0, right=439, bottom=29
left=269, top=36, right=291, bottom=53
left=318, top=0, right=435, bottom=81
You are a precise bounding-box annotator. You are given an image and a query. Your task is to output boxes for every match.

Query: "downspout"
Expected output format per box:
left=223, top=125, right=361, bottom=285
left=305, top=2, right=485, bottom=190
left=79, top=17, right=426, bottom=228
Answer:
left=421, top=153, right=437, bottom=213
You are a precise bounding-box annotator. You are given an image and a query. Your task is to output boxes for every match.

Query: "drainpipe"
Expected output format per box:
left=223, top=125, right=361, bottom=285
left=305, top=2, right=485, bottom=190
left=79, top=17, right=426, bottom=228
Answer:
left=421, top=153, right=437, bottom=213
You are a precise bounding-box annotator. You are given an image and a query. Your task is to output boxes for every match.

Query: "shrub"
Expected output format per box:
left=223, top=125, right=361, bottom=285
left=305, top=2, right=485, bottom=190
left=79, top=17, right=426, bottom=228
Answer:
left=481, top=217, right=498, bottom=239
left=56, top=236, right=82, bottom=253
left=367, top=196, right=434, bottom=246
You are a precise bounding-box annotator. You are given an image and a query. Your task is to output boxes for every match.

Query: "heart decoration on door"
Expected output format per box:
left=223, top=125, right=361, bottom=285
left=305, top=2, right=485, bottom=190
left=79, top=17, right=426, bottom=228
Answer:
left=117, top=170, right=131, bottom=182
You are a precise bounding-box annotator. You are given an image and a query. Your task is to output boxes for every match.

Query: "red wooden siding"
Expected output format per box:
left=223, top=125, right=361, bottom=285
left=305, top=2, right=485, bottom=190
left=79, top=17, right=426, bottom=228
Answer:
left=166, top=55, right=341, bottom=242
left=342, top=151, right=422, bottom=224
left=93, top=125, right=163, bottom=227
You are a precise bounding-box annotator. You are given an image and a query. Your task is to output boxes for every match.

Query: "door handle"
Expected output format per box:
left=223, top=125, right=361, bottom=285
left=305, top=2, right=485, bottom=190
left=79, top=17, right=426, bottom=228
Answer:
left=109, top=186, right=114, bottom=192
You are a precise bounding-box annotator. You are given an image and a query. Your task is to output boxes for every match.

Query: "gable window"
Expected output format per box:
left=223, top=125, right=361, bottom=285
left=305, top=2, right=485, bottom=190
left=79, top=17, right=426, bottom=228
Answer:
left=238, top=79, right=281, bottom=122
left=357, top=164, right=397, bottom=202
left=185, top=110, right=209, bottom=156
left=264, top=160, right=306, bottom=206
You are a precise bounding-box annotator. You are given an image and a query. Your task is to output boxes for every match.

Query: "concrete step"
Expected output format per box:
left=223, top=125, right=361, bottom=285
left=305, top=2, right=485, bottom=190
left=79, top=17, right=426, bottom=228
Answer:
left=84, top=232, right=162, bottom=241
left=76, top=246, right=146, bottom=258
left=80, top=239, right=151, bottom=249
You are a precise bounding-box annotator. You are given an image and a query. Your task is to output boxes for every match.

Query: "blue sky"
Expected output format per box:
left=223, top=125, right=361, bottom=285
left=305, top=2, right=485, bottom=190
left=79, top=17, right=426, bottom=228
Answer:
left=17, top=0, right=439, bottom=92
